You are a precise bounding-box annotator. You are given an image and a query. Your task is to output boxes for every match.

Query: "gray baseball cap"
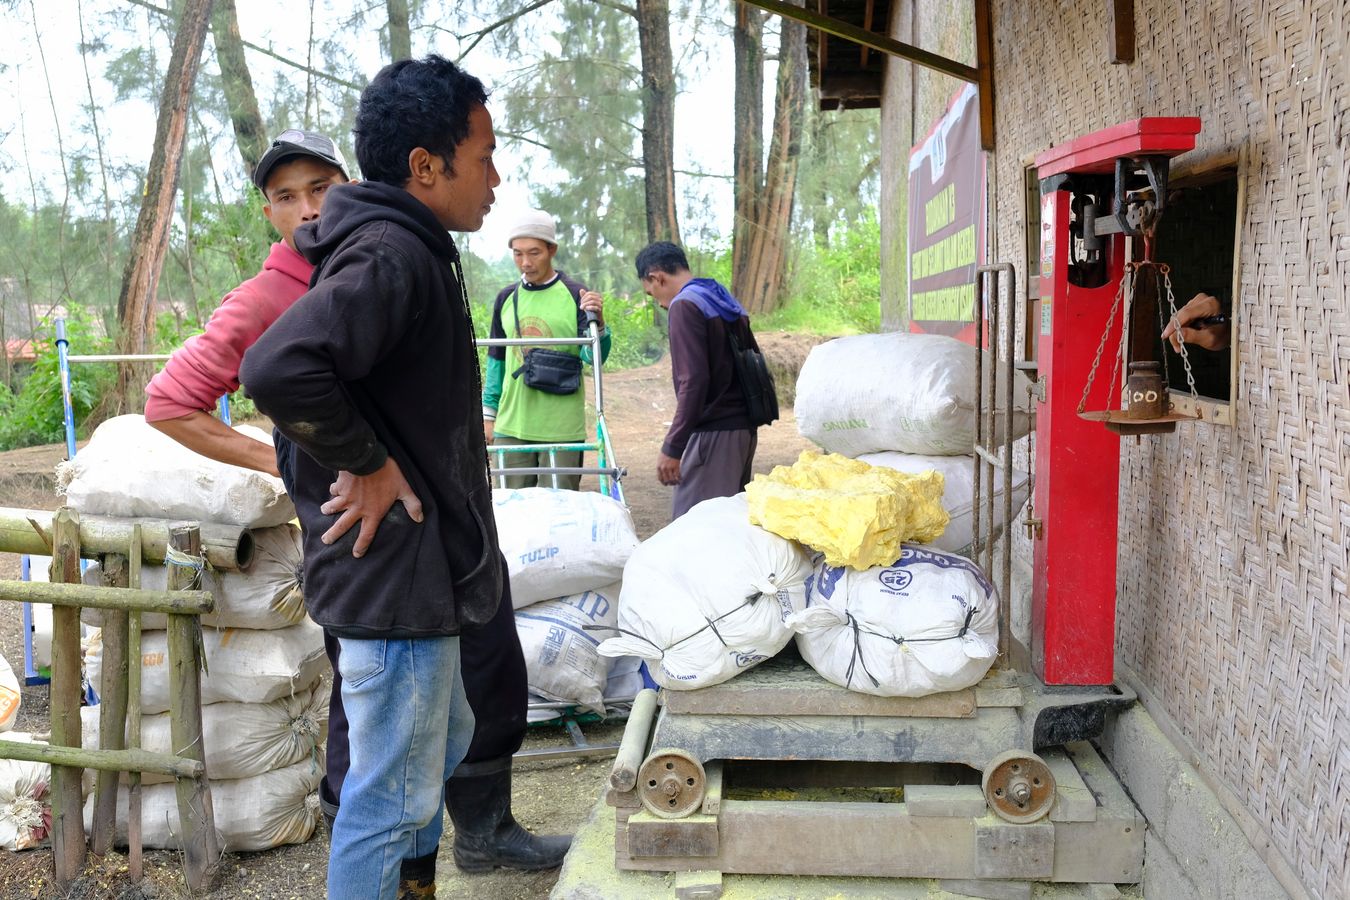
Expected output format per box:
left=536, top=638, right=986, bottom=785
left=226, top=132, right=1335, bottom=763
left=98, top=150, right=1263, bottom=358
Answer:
left=253, top=129, right=350, bottom=191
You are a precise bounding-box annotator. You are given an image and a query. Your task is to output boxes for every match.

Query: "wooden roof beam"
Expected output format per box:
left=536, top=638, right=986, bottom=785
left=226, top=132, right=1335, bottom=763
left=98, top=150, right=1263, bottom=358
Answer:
left=743, top=0, right=994, bottom=148
left=742, top=0, right=977, bottom=82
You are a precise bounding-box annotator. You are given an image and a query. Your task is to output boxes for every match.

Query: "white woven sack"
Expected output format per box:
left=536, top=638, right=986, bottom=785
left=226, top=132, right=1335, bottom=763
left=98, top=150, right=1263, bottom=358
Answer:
left=516, top=583, right=620, bottom=714
left=81, top=687, right=327, bottom=786
left=597, top=495, right=813, bottom=690
left=493, top=488, right=639, bottom=609
left=84, top=618, right=327, bottom=715
left=23, top=556, right=53, bottom=671
left=794, top=333, right=1034, bottom=457
left=56, top=414, right=294, bottom=527
left=81, top=525, right=304, bottom=630
left=0, top=652, right=20, bottom=732
left=856, top=452, right=1030, bottom=554
left=84, top=758, right=322, bottom=852
left=0, top=734, right=49, bottom=850
left=787, top=545, right=999, bottom=698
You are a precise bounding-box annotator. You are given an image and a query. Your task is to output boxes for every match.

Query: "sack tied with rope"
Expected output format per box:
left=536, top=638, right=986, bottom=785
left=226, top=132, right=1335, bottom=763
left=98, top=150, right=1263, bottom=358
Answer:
left=786, top=544, right=999, bottom=698
left=596, top=494, right=814, bottom=690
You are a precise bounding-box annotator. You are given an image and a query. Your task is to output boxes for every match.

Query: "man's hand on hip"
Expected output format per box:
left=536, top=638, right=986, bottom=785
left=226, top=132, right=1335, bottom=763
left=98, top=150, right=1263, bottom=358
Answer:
left=320, top=459, right=424, bottom=558
left=657, top=452, right=681, bottom=486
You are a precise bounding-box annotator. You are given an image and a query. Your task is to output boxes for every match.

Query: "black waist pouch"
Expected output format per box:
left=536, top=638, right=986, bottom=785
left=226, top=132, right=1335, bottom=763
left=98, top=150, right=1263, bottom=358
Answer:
left=513, top=349, right=582, bottom=395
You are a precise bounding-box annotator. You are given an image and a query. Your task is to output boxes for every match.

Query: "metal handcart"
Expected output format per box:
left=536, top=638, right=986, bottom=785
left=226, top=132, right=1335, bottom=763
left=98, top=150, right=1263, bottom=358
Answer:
left=482, top=316, right=626, bottom=503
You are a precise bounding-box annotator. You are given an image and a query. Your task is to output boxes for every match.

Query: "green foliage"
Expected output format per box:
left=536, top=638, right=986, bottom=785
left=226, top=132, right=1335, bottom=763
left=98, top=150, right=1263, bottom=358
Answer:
left=0, top=309, right=114, bottom=451
left=682, top=215, right=880, bottom=337
left=762, top=213, right=881, bottom=335
left=795, top=107, right=881, bottom=247
left=597, top=291, right=665, bottom=370
left=225, top=388, right=258, bottom=423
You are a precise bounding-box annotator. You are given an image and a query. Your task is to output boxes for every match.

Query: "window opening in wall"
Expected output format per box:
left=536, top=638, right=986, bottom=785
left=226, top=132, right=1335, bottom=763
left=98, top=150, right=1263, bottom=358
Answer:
left=1135, top=160, right=1242, bottom=422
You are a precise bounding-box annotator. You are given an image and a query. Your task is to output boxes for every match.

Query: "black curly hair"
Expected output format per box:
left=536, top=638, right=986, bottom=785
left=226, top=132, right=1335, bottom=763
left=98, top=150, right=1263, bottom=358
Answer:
left=353, top=55, right=489, bottom=186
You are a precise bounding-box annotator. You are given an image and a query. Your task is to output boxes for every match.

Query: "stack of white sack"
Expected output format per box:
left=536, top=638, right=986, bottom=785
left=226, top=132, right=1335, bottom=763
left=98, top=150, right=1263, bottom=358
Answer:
left=787, top=545, right=1000, bottom=697
left=79, top=691, right=327, bottom=850
left=81, top=618, right=328, bottom=851
left=0, top=734, right=50, bottom=851
left=66, top=415, right=325, bottom=851
left=82, top=585, right=327, bottom=714
left=494, top=488, right=643, bottom=712
left=794, top=333, right=1033, bottom=552
left=598, top=494, right=814, bottom=690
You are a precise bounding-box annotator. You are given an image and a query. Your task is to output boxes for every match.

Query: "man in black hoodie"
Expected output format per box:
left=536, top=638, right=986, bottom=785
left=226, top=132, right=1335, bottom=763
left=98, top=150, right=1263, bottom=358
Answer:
left=241, top=57, right=514, bottom=899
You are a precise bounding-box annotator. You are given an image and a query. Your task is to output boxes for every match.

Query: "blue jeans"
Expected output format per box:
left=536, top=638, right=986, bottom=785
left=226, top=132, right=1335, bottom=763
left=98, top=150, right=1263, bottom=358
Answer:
left=327, top=636, right=475, bottom=900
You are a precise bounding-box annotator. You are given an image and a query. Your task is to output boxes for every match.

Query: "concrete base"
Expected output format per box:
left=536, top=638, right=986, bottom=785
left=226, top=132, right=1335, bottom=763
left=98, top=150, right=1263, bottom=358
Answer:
left=1097, top=704, right=1295, bottom=900
left=552, top=797, right=1143, bottom=900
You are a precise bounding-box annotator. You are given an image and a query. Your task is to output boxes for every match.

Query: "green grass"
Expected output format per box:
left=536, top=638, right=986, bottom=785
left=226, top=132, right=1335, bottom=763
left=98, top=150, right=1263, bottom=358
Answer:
left=764, top=213, right=881, bottom=335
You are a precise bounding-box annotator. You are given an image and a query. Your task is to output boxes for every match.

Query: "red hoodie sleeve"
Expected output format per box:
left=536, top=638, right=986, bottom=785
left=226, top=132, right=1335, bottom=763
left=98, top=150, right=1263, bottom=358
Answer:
left=145, top=247, right=308, bottom=422
left=662, top=300, right=711, bottom=458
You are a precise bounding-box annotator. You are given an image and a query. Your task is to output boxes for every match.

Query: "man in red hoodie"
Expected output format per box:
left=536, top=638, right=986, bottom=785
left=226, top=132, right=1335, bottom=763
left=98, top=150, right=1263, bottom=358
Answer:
left=146, top=127, right=566, bottom=898
left=144, top=131, right=351, bottom=463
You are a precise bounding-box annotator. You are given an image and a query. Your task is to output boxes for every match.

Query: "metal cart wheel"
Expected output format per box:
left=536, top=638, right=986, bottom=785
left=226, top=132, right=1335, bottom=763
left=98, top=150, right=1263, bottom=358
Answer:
left=637, top=748, right=707, bottom=819
left=981, top=750, right=1057, bottom=823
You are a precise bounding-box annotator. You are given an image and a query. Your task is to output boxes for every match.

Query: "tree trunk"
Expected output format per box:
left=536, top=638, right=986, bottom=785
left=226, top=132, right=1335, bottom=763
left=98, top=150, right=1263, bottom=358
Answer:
left=387, top=0, right=411, bottom=60
left=737, top=9, right=807, bottom=315
left=809, top=109, right=831, bottom=248
left=109, top=0, right=215, bottom=417
left=635, top=0, right=680, bottom=245
left=211, top=0, right=267, bottom=178
left=731, top=2, right=765, bottom=299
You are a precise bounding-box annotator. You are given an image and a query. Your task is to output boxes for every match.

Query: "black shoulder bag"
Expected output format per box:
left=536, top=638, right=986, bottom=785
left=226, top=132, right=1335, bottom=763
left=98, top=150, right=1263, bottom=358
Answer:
left=728, top=326, right=779, bottom=427
left=509, top=285, right=582, bottom=395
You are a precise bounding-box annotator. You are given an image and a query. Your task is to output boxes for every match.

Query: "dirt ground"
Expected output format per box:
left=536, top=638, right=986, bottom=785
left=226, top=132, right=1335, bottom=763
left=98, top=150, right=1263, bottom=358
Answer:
left=0, top=339, right=819, bottom=899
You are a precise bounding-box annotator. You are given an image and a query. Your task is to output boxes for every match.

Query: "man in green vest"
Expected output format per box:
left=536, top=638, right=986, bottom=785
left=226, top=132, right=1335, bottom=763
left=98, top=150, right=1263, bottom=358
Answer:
left=483, top=209, right=612, bottom=489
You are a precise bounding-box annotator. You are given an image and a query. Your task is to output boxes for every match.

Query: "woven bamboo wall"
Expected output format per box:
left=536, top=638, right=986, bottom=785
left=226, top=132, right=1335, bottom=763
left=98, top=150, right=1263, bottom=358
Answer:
left=974, top=2, right=1349, bottom=895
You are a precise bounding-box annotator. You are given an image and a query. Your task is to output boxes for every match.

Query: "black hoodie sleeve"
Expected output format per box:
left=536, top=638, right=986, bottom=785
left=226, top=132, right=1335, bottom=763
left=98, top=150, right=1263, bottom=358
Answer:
left=240, top=226, right=420, bottom=476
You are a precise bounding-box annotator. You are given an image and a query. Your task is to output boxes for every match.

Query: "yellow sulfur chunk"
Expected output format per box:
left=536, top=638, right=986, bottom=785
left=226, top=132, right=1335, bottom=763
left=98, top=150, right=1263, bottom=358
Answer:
left=746, top=450, right=950, bottom=569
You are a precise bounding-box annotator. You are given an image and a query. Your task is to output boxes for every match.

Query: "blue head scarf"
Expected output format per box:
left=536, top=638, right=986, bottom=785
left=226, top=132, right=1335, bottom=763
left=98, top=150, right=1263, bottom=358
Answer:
left=672, top=278, right=746, bottom=322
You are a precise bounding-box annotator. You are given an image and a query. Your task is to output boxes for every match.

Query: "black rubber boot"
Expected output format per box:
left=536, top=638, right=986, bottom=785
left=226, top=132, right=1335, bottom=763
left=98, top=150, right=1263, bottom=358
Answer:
left=445, top=756, right=572, bottom=873
left=319, top=785, right=339, bottom=836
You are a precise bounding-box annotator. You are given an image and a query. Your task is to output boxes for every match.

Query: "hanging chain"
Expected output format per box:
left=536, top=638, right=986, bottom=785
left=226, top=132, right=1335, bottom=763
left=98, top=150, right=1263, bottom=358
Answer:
left=1159, top=264, right=1202, bottom=406
left=1106, top=302, right=1126, bottom=411
left=1077, top=263, right=1134, bottom=414
left=1152, top=266, right=1173, bottom=401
